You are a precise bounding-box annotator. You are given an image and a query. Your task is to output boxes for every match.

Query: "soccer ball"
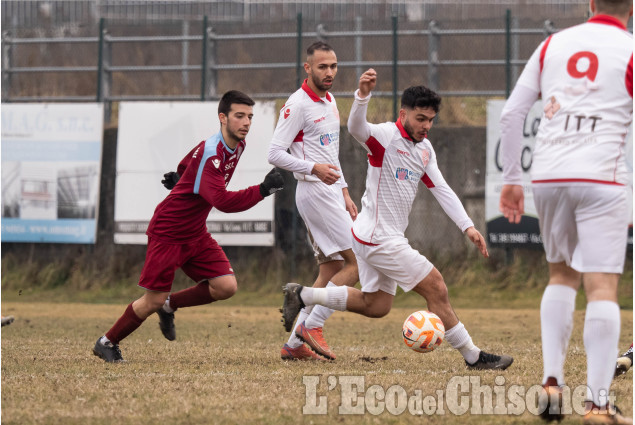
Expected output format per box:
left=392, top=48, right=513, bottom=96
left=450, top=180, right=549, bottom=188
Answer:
left=402, top=310, right=445, bottom=353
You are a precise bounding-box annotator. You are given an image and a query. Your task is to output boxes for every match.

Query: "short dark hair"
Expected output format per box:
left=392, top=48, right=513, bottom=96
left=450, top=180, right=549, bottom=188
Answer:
left=595, top=0, right=632, bottom=15
left=307, top=41, right=334, bottom=57
left=218, top=90, right=255, bottom=116
left=401, top=86, right=441, bottom=113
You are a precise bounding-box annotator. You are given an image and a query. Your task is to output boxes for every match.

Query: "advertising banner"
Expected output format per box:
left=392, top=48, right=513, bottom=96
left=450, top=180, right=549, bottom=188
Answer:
left=114, top=101, right=276, bottom=246
left=1, top=103, right=104, bottom=243
left=486, top=99, right=632, bottom=248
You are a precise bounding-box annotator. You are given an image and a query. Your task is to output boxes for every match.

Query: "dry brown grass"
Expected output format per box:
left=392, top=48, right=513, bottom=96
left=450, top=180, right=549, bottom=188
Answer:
left=1, top=302, right=632, bottom=424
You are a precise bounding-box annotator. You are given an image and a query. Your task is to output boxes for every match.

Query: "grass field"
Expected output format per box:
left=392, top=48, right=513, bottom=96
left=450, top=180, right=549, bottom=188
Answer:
left=1, top=301, right=632, bottom=424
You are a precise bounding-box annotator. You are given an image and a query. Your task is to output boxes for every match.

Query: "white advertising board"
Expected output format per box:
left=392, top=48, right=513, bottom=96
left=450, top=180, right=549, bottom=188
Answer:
left=114, top=101, right=276, bottom=246
left=1, top=103, right=104, bottom=243
left=486, top=99, right=632, bottom=247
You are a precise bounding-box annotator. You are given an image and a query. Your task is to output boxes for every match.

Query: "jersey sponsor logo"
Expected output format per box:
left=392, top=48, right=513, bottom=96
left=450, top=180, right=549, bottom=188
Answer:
left=193, top=147, right=200, bottom=158
left=421, top=149, right=430, bottom=167
left=225, top=162, right=235, bottom=171
left=543, top=96, right=561, bottom=120
left=314, top=116, right=326, bottom=123
left=396, top=149, right=410, bottom=157
left=319, top=131, right=339, bottom=146
left=212, top=158, right=221, bottom=168
left=395, top=167, right=422, bottom=181
left=284, top=108, right=291, bottom=119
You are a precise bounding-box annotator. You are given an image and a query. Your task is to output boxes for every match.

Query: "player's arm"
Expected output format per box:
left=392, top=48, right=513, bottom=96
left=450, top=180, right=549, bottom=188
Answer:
left=198, top=162, right=282, bottom=213
left=342, top=186, right=358, bottom=221
left=267, top=101, right=340, bottom=185
left=499, top=42, right=542, bottom=223
left=347, top=68, right=377, bottom=144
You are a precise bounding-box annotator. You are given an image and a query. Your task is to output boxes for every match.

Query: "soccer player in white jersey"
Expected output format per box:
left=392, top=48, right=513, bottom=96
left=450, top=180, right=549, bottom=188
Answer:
left=268, top=41, right=359, bottom=361
left=499, top=0, right=632, bottom=423
left=281, top=69, right=514, bottom=371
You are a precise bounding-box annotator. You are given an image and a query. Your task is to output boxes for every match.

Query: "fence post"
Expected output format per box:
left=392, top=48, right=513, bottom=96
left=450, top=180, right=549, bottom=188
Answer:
left=2, top=31, right=12, bottom=102
left=428, top=20, right=439, bottom=92
left=200, top=16, right=209, bottom=100
left=511, top=15, right=519, bottom=86
left=96, top=18, right=105, bottom=102
left=290, top=12, right=303, bottom=280
left=355, top=16, right=363, bottom=79
left=505, top=9, right=511, bottom=99
left=97, top=18, right=112, bottom=123
left=295, top=13, right=303, bottom=88
left=182, top=21, right=189, bottom=91
left=392, top=14, right=398, bottom=121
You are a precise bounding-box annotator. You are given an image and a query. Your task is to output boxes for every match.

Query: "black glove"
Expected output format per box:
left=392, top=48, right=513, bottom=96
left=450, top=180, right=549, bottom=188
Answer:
left=259, top=168, right=284, bottom=197
left=161, top=171, right=180, bottom=190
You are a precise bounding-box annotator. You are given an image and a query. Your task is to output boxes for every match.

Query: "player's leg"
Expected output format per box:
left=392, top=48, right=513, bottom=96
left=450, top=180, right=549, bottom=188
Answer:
left=285, top=182, right=357, bottom=359
left=94, top=237, right=178, bottom=362
left=573, top=184, right=629, bottom=424
left=532, top=185, right=583, bottom=421
left=410, top=269, right=513, bottom=370
left=300, top=249, right=359, bottom=360
left=283, top=258, right=341, bottom=361
left=582, top=272, right=624, bottom=422
left=157, top=234, right=236, bottom=341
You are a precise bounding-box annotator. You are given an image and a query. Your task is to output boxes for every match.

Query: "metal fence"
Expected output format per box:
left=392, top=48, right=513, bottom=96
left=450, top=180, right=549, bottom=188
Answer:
left=2, top=0, right=591, bottom=28
left=2, top=12, right=573, bottom=123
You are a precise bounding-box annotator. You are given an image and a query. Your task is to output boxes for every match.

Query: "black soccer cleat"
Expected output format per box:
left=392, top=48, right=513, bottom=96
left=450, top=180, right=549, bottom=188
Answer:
left=466, top=350, right=513, bottom=370
left=282, top=283, right=305, bottom=332
left=93, top=337, right=124, bottom=363
left=615, top=345, right=633, bottom=377
left=157, top=308, right=176, bottom=341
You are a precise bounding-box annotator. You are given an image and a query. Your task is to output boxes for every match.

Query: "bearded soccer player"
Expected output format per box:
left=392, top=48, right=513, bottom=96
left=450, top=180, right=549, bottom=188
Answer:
left=268, top=41, right=359, bottom=361
left=282, top=69, right=513, bottom=371
left=93, top=90, right=284, bottom=362
left=498, top=0, right=633, bottom=423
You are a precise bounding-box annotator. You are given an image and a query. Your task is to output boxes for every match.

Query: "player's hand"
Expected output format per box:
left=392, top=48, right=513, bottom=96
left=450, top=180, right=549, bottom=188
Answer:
left=259, top=168, right=284, bottom=197
left=312, top=163, right=341, bottom=185
left=499, top=184, right=525, bottom=224
left=358, top=68, right=377, bottom=98
left=465, top=227, right=489, bottom=258
left=161, top=171, right=180, bottom=190
left=343, top=188, right=358, bottom=221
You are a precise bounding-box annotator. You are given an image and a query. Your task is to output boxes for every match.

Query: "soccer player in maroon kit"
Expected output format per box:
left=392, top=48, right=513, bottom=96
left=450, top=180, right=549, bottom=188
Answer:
left=93, top=90, right=284, bottom=362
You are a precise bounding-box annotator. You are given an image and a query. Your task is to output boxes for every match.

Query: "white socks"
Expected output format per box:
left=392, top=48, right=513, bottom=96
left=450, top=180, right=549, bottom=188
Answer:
left=540, top=284, right=577, bottom=385
left=305, top=282, right=337, bottom=329
left=300, top=285, right=348, bottom=311
left=444, top=322, right=480, bottom=364
left=163, top=296, right=175, bottom=313
left=584, top=300, right=620, bottom=407
left=287, top=305, right=313, bottom=348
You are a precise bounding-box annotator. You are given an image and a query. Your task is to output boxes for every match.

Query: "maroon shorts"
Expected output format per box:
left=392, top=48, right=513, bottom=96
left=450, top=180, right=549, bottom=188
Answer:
left=138, top=234, right=233, bottom=292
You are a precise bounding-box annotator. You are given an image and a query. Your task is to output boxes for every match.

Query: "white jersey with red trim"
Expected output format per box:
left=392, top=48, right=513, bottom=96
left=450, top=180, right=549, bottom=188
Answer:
left=268, top=79, right=346, bottom=185
left=347, top=91, right=473, bottom=244
left=509, top=14, right=633, bottom=185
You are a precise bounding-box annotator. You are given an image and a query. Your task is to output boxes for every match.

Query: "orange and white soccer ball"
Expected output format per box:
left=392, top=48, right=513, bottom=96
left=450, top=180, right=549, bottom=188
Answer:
left=402, top=310, right=445, bottom=353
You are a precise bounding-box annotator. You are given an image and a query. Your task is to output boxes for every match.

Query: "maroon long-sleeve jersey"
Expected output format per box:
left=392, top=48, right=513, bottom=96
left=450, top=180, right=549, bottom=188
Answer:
left=147, top=131, right=263, bottom=243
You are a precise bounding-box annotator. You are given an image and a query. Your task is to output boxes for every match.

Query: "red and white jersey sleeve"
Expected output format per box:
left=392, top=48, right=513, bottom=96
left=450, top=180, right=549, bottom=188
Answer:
left=505, top=15, right=633, bottom=186
left=268, top=80, right=346, bottom=186
left=348, top=91, right=473, bottom=244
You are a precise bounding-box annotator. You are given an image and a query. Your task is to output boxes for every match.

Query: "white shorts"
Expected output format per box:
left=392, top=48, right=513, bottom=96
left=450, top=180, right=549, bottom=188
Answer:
left=296, top=181, right=353, bottom=260
left=533, top=183, right=629, bottom=273
left=352, top=235, right=434, bottom=296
